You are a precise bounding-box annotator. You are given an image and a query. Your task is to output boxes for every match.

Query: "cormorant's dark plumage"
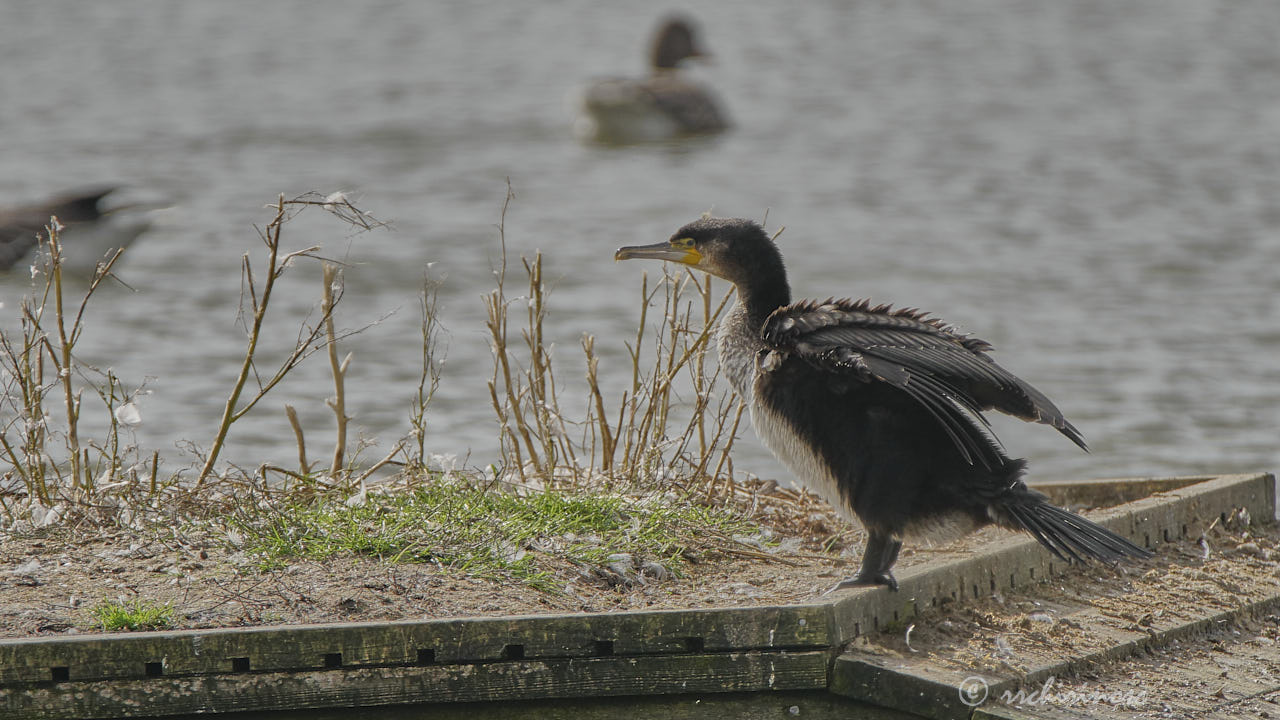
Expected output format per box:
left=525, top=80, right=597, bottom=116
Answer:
left=0, top=186, right=156, bottom=273
left=616, top=217, right=1150, bottom=591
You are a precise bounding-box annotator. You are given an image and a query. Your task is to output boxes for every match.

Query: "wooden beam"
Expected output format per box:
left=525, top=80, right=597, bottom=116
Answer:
left=2, top=650, right=830, bottom=720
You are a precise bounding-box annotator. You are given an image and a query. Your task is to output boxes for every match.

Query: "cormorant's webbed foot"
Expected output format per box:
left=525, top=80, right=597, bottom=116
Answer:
left=829, top=570, right=898, bottom=593
left=827, top=532, right=903, bottom=593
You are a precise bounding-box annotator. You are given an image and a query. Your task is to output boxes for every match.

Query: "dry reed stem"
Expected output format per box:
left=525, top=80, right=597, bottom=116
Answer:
left=284, top=405, right=310, bottom=475
left=485, top=181, right=550, bottom=480
left=0, top=317, right=42, bottom=498
left=478, top=189, right=742, bottom=493
left=707, top=401, right=748, bottom=500
left=0, top=191, right=400, bottom=529
left=322, top=262, right=349, bottom=476
left=0, top=186, right=762, bottom=537
left=197, top=194, right=380, bottom=486
left=0, top=215, right=127, bottom=509
left=354, top=440, right=406, bottom=486
left=198, top=197, right=293, bottom=485
left=581, top=334, right=614, bottom=473
left=407, top=273, right=446, bottom=470
left=47, top=222, right=84, bottom=490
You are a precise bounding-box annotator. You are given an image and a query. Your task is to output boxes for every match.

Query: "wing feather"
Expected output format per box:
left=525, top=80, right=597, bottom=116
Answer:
left=761, top=298, right=1086, bottom=463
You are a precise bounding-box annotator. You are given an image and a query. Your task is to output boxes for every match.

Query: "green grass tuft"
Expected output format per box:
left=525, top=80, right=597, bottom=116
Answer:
left=90, top=599, right=174, bottom=632
left=238, top=479, right=758, bottom=591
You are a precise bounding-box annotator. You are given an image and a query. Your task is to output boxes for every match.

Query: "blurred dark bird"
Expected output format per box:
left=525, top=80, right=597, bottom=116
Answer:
left=616, top=217, right=1150, bottom=591
left=0, top=186, right=158, bottom=274
left=575, top=15, right=730, bottom=144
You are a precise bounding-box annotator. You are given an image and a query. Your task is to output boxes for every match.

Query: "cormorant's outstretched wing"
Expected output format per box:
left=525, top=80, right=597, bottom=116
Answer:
left=0, top=223, right=41, bottom=271
left=0, top=188, right=115, bottom=270
left=761, top=298, right=1086, bottom=468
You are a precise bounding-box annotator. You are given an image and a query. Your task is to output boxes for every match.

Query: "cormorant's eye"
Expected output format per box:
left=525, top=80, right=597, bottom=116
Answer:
left=671, top=236, right=695, bottom=249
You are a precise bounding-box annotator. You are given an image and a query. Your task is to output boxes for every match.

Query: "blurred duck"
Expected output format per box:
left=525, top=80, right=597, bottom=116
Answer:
left=0, top=186, right=158, bottom=274
left=576, top=15, right=730, bottom=144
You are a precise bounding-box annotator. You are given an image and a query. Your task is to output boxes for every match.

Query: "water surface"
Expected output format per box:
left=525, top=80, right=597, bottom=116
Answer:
left=2, top=1, right=1277, bottom=484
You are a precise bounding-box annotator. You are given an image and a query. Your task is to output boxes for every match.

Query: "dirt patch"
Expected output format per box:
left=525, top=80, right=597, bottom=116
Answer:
left=0, top=485, right=858, bottom=638
left=0, top=484, right=1037, bottom=638
left=3, top=486, right=1267, bottom=645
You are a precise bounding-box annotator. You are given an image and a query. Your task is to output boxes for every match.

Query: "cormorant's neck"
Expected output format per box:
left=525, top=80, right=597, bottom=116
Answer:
left=736, top=277, right=791, bottom=327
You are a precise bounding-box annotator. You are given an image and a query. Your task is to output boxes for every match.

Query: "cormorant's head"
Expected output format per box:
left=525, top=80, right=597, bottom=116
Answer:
left=615, top=217, right=786, bottom=292
left=650, top=16, right=708, bottom=70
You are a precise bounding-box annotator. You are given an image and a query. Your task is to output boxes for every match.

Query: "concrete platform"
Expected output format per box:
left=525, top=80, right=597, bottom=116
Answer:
left=0, top=472, right=1272, bottom=719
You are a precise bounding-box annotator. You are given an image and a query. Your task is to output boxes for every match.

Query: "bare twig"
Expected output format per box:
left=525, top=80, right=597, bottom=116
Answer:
left=322, top=262, right=349, bottom=476
left=582, top=334, right=614, bottom=473
left=354, top=440, right=406, bottom=485
left=198, top=197, right=291, bottom=485
left=284, top=405, right=310, bottom=475
left=47, top=220, right=84, bottom=490
left=407, top=271, right=447, bottom=470
left=197, top=194, right=385, bottom=486
left=479, top=185, right=740, bottom=492
left=486, top=180, right=544, bottom=480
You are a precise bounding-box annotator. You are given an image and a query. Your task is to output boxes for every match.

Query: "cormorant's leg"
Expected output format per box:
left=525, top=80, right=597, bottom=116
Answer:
left=829, top=532, right=903, bottom=592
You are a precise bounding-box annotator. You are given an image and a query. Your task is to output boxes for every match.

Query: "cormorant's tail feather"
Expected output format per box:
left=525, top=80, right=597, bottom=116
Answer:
left=1003, top=495, right=1151, bottom=564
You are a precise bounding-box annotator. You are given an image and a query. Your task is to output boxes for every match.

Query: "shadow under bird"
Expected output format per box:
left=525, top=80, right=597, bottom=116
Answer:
left=576, top=15, right=730, bottom=144
left=616, top=217, right=1150, bottom=591
left=0, top=186, right=159, bottom=274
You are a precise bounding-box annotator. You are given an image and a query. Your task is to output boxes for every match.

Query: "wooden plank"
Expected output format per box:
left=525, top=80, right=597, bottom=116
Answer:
left=178, top=690, right=929, bottom=720
left=0, top=603, right=830, bottom=685
left=0, top=650, right=831, bottom=720
left=971, top=706, right=1044, bottom=720
left=831, top=657, right=977, bottom=720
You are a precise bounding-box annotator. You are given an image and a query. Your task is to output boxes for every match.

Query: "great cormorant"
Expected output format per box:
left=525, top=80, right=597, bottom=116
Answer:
left=576, top=15, right=729, bottom=144
left=0, top=186, right=157, bottom=273
left=616, top=217, right=1150, bottom=591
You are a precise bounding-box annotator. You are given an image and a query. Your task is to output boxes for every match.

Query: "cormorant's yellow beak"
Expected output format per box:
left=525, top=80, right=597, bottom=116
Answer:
left=614, top=238, right=701, bottom=265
